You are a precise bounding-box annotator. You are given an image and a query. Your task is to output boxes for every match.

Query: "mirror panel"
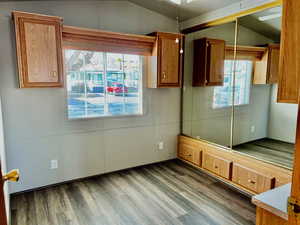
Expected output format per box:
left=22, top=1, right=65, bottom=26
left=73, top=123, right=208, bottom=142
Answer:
left=232, top=6, right=297, bottom=169
left=182, top=21, right=237, bottom=148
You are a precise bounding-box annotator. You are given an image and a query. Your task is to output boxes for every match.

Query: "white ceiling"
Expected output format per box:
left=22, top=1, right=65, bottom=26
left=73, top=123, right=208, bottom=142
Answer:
left=0, top=0, right=242, bottom=21
left=127, top=0, right=242, bottom=21
left=239, top=6, right=282, bottom=42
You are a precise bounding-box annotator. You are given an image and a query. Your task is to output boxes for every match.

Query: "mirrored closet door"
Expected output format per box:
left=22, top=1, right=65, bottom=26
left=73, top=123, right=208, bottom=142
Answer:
left=182, top=20, right=238, bottom=149
left=181, top=4, right=297, bottom=170
left=232, top=6, right=297, bottom=169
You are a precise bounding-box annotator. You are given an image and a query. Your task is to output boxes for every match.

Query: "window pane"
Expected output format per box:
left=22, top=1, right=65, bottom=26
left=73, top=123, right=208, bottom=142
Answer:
left=66, top=50, right=142, bottom=119
left=124, top=54, right=141, bottom=115
left=213, top=60, right=251, bottom=109
left=66, top=50, right=105, bottom=119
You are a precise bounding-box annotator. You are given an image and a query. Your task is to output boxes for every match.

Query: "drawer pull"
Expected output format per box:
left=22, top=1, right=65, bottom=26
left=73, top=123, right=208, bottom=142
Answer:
left=188, top=154, right=192, bottom=157
left=214, top=166, right=218, bottom=169
left=248, top=179, right=256, bottom=184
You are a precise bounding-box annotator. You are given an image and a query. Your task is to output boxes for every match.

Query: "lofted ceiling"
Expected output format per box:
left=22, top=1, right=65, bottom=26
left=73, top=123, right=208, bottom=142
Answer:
left=239, top=6, right=282, bottom=42
left=0, top=0, right=242, bottom=22
left=127, top=0, right=242, bottom=21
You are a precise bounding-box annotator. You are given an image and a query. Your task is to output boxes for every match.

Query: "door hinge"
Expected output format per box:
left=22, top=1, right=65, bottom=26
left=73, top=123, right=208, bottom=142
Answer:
left=288, top=197, right=300, bottom=220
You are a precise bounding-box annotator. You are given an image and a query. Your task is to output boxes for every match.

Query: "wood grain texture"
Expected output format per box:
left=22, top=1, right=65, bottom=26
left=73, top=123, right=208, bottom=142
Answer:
left=193, top=38, right=225, bottom=87
left=232, top=163, right=275, bottom=193
left=63, top=25, right=156, bottom=56
left=147, top=32, right=184, bottom=88
left=160, top=38, right=179, bottom=85
left=225, top=45, right=266, bottom=60
left=12, top=11, right=63, bottom=88
left=253, top=44, right=280, bottom=85
left=11, top=160, right=256, bottom=225
left=202, top=152, right=232, bottom=179
left=256, top=207, right=287, bottom=225
left=178, top=135, right=292, bottom=194
left=277, top=0, right=299, bottom=104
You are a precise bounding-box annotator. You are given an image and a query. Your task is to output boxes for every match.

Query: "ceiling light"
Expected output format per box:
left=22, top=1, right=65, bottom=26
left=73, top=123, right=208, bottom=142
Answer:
left=168, top=0, right=195, bottom=5
left=258, top=13, right=281, bottom=21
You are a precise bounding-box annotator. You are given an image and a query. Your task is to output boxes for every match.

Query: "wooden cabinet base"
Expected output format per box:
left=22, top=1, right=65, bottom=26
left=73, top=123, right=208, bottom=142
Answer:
left=256, top=207, right=287, bottom=225
left=177, top=135, right=292, bottom=195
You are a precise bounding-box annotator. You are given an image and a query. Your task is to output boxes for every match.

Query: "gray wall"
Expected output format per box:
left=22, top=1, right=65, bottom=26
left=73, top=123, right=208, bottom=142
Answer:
left=183, top=23, right=273, bottom=147
left=0, top=1, right=180, bottom=193
left=268, top=84, right=298, bottom=143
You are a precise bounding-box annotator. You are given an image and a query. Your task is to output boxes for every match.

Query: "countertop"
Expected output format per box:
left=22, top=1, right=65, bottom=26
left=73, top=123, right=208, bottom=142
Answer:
left=252, top=183, right=291, bottom=220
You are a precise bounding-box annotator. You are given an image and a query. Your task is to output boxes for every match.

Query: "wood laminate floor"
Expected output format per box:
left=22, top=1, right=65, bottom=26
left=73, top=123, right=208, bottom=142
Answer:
left=11, top=160, right=256, bottom=225
left=233, top=138, right=294, bottom=169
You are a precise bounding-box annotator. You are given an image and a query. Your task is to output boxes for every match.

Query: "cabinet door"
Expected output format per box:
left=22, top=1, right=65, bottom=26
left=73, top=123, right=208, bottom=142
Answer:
left=232, top=164, right=275, bottom=193
left=159, top=37, right=180, bottom=86
left=206, top=39, right=225, bottom=86
left=202, top=153, right=232, bottom=179
left=13, top=12, right=63, bottom=88
left=277, top=0, right=299, bottom=103
left=267, top=46, right=280, bottom=84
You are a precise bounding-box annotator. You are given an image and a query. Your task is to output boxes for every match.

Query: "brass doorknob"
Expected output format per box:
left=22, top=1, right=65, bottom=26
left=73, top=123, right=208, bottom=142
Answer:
left=2, top=169, right=20, bottom=182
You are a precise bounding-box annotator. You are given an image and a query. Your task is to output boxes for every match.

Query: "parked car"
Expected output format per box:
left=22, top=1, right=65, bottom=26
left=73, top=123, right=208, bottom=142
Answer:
left=107, top=83, right=129, bottom=95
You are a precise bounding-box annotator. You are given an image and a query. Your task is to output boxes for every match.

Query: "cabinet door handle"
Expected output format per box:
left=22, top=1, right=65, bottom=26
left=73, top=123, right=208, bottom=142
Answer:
left=248, top=179, right=256, bottom=184
left=50, top=71, right=57, bottom=77
left=162, top=72, right=167, bottom=80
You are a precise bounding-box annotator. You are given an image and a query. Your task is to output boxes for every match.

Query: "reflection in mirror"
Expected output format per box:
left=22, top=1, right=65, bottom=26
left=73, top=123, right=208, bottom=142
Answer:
left=182, top=21, right=237, bottom=148
left=232, top=6, right=297, bottom=169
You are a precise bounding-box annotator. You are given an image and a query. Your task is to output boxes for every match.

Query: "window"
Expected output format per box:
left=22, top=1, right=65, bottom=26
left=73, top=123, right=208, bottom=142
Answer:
left=213, top=60, right=252, bottom=109
left=65, top=49, right=143, bottom=119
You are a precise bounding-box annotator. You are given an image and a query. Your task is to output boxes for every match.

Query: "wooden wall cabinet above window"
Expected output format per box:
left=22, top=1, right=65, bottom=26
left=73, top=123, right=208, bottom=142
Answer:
left=147, top=32, right=184, bottom=88
left=13, top=11, right=64, bottom=88
left=253, top=44, right=280, bottom=85
left=193, top=38, right=225, bottom=87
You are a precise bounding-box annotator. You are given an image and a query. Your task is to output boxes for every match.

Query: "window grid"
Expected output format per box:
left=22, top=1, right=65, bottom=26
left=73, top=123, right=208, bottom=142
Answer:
left=66, top=50, right=143, bottom=119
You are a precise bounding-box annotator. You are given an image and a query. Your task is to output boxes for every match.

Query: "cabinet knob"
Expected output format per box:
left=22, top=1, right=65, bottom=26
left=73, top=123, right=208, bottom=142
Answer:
left=175, top=38, right=179, bottom=43
left=162, top=72, right=167, bottom=80
left=180, top=49, right=184, bottom=54
left=214, top=165, right=218, bottom=169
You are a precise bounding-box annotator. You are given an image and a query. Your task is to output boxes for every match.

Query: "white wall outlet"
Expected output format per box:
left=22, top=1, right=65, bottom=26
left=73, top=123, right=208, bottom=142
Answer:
left=250, top=125, right=256, bottom=133
left=50, top=160, right=58, bottom=169
left=158, top=141, right=164, bottom=150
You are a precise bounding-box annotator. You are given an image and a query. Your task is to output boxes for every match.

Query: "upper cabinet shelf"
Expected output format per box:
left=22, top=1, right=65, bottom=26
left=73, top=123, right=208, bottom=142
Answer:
left=12, top=11, right=64, bottom=88
left=12, top=11, right=184, bottom=89
left=253, top=44, right=280, bottom=85
left=193, top=38, right=225, bottom=87
left=147, top=32, right=184, bottom=88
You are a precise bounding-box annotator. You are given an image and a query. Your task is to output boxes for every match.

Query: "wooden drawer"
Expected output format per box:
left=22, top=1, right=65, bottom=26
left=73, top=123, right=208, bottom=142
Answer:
left=178, top=144, right=202, bottom=166
left=232, top=163, right=275, bottom=193
left=202, top=153, right=232, bottom=179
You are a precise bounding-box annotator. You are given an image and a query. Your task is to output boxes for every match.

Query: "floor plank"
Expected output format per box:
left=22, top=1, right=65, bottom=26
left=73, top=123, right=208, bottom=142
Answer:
left=233, top=138, right=294, bottom=168
left=11, top=160, right=256, bottom=225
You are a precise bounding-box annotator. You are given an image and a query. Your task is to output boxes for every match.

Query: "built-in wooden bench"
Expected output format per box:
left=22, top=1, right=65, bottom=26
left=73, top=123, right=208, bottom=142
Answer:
left=178, top=135, right=292, bottom=195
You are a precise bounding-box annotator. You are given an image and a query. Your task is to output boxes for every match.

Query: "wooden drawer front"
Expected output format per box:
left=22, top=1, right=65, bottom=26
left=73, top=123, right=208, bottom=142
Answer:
left=202, top=153, right=232, bottom=179
left=232, top=164, right=275, bottom=193
left=178, top=144, right=202, bottom=166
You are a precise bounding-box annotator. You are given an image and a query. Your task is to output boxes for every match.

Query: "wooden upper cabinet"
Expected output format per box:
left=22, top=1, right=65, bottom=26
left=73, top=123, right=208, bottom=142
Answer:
left=12, top=11, right=64, bottom=88
left=193, top=38, right=225, bottom=87
left=253, top=44, right=280, bottom=85
left=147, top=32, right=184, bottom=88
left=277, top=0, right=298, bottom=104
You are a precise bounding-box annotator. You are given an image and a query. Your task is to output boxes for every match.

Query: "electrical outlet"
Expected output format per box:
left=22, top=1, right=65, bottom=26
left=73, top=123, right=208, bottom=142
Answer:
left=251, top=125, right=255, bottom=133
left=158, top=141, right=164, bottom=150
left=50, top=160, right=58, bottom=169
